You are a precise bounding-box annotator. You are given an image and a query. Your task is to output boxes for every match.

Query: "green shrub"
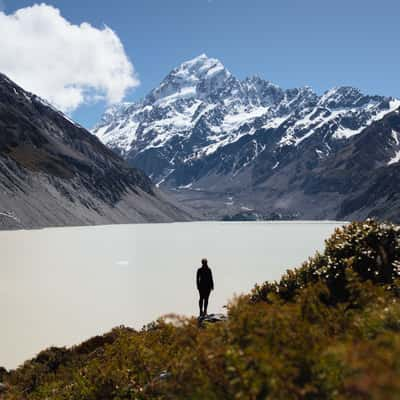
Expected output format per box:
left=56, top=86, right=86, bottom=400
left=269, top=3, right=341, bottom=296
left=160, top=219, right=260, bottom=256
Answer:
left=251, top=220, right=400, bottom=304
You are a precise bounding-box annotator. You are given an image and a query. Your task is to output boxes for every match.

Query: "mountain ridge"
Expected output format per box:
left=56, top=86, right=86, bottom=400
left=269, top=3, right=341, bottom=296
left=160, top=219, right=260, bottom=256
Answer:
left=93, top=55, right=400, bottom=221
left=0, top=72, right=193, bottom=229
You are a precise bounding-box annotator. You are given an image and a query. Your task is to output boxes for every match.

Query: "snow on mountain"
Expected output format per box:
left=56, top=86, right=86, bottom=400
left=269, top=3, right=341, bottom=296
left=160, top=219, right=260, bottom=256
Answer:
left=146, top=54, right=231, bottom=104
left=388, top=126, right=400, bottom=165
left=93, top=54, right=399, bottom=188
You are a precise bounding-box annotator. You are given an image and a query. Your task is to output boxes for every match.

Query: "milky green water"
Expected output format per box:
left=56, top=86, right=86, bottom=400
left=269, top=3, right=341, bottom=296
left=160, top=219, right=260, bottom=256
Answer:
left=0, top=221, right=345, bottom=369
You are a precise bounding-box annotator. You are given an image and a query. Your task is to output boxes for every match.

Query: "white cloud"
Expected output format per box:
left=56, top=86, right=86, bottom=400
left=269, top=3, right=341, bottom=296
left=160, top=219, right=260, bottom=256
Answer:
left=0, top=3, right=138, bottom=112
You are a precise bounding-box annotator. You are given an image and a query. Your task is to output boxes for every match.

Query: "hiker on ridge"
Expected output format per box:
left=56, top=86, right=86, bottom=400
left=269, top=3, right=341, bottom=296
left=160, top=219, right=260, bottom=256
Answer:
left=196, top=258, right=214, bottom=317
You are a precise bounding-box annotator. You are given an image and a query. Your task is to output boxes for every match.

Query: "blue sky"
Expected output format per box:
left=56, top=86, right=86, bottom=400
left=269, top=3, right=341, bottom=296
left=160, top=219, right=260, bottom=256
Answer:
left=3, top=0, right=400, bottom=128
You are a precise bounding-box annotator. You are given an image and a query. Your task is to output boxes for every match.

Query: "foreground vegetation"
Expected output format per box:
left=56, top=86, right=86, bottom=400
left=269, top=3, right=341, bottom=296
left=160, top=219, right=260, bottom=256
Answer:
left=2, top=220, right=400, bottom=399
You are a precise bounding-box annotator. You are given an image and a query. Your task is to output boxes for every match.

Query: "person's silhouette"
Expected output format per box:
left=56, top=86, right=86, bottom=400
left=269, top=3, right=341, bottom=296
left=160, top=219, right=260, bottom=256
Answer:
left=196, top=258, right=214, bottom=317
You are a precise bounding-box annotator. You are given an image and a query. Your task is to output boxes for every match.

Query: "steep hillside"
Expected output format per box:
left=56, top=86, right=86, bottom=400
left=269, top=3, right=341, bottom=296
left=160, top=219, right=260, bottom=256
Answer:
left=0, top=73, right=192, bottom=229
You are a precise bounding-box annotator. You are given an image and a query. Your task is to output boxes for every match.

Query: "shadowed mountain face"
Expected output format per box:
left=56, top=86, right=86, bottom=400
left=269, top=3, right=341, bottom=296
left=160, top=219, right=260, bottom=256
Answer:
left=93, top=55, right=400, bottom=221
left=0, top=73, right=192, bottom=229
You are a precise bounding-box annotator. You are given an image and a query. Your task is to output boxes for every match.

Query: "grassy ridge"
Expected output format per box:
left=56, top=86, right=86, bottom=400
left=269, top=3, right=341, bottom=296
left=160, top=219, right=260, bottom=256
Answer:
left=3, top=220, right=400, bottom=399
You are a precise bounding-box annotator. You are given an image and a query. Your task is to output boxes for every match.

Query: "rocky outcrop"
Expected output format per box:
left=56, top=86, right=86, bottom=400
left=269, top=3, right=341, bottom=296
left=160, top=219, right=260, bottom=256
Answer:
left=197, top=313, right=227, bottom=327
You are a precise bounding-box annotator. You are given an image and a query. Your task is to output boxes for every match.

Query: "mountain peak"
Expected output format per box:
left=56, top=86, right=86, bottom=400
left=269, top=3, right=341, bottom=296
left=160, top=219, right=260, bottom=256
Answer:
left=319, top=86, right=370, bottom=108
left=145, top=55, right=232, bottom=103
left=179, top=53, right=219, bottom=67
left=172, top=54, right=230, bottom=81
left=182, top=53, right=211, bottom=65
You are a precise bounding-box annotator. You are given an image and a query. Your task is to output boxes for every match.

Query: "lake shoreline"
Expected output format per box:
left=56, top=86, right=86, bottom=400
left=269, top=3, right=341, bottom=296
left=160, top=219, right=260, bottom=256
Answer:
left=0, top=218, right=348, bottom=233
left=3, top=220, right=400, bottom=399
left=1, top=221, right=345, bottom=369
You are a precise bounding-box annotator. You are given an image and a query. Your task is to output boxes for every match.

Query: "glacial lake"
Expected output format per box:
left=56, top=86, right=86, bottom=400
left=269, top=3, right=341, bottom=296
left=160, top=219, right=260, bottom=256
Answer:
left=0, top=221, right=344, bottom=369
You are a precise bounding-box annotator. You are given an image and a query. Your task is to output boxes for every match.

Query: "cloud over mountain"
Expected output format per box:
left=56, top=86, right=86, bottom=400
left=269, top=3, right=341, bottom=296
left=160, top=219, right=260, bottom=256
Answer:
left=0, top=3, right=138, bottom=112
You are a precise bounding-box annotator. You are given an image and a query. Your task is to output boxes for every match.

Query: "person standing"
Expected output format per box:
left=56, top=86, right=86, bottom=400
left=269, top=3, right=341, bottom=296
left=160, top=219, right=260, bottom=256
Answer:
left=196, top=258, right=214, bottom=317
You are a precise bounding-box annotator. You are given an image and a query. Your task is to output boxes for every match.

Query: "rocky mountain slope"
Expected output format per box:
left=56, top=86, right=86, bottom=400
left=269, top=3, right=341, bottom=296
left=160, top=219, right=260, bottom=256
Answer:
left=93, top=54, right=400, bottom=221
left=0, top=73, right=192, bottom=229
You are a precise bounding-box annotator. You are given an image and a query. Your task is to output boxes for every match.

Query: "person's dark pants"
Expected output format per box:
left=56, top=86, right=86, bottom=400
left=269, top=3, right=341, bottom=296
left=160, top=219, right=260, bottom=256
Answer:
left=199, top=289, right=211, bottom=316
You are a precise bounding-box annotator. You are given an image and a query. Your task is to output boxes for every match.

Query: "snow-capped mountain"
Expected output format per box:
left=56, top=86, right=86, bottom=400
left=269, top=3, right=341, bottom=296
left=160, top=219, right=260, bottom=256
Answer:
left=93, top=54, right=400, bottom=221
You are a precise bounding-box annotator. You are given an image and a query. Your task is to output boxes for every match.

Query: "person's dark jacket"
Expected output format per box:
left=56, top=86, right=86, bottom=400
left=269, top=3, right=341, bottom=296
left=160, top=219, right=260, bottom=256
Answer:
left=197, top=266, right=214, bottom=292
